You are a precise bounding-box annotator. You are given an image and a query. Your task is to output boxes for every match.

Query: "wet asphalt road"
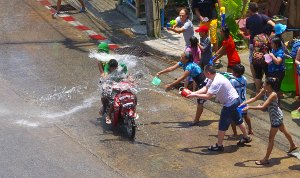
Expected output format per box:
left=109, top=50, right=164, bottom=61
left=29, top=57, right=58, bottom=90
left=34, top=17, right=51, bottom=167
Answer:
left=1, top=0, right=300, bottom=177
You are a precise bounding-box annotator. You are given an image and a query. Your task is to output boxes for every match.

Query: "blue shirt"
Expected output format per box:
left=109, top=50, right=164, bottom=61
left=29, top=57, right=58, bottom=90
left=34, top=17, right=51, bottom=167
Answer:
left=290, top=40, right=300, bottom=58
left=229, top=75, right=247, bottom=104
left=178, top=61, right=202, bottom=78
left=268, top=48, right=285, bottom=73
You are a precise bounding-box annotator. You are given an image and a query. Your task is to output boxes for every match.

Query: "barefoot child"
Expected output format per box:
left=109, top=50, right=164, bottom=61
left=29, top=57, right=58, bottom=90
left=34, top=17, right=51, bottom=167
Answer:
left=241, top=77, right=298, bottom=165
left=213, top=25, right=241, bottom=73
left=229, top=64, right=253, bottom=137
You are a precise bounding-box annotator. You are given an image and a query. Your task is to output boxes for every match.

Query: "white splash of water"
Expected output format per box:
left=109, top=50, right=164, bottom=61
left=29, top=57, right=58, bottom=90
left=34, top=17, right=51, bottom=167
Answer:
left=15, top=120, right=39, bottom=127
left=41, top=96, right=98, bottom=119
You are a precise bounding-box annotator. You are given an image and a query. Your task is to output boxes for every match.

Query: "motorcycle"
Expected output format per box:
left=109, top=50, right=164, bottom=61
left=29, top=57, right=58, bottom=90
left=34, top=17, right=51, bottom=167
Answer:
left=105, top=81, right=138, bottom=139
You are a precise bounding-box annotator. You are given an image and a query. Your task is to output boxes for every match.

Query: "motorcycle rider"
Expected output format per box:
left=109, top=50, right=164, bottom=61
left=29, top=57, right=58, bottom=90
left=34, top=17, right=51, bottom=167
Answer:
left=99, top=59, right=128, bottom=124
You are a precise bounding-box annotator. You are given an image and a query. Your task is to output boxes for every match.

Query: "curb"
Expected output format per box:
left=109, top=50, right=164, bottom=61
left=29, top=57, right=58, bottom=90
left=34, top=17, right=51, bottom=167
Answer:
left=36, top=0, right=119, bottom=51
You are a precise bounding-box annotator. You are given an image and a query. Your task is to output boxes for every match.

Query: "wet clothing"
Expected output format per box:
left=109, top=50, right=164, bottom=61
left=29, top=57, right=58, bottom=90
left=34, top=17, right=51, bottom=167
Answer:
left=200, top=36, right=212, bottom=68
left=222, top=36, right=241, bottom=67
left=103, top=63, right=128, bottom=74
left=192, top=0, right=218, bottom=20
left=246, top=14, right=270, bottom=44
left=175, top=17, right=194, bottom=47
left=264, top=93, right=283, bottom=128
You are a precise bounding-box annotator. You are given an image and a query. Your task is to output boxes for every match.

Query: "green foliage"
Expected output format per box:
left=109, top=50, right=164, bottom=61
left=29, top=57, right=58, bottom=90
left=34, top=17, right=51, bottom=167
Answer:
left=219, top=0, right=250, bottom=42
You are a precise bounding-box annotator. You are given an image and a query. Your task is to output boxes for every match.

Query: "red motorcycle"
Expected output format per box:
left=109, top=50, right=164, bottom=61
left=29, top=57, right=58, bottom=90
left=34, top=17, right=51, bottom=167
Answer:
left=109, top=81, right=138, bottom=139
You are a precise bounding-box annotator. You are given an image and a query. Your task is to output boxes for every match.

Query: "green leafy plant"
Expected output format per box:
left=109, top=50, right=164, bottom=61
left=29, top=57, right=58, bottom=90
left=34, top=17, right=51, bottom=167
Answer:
left=219, top=0, right=250, bottom=43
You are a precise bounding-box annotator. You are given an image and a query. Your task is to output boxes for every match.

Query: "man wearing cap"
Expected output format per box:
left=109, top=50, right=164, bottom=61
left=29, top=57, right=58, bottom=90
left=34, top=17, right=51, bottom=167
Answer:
left=195, top=25, right=212, bottom=69
left=246, top=2, right=275, bottom=82
left=97, top=42, right=110, bottom=77
left=192, top=0, right=221, bottom=54
left=168, top=8, right=194, bottom=48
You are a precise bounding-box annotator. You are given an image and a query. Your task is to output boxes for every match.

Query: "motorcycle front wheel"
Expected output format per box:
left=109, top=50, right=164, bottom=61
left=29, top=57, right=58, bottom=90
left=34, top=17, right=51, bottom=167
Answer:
left=125, top=116, right=136, bottom=139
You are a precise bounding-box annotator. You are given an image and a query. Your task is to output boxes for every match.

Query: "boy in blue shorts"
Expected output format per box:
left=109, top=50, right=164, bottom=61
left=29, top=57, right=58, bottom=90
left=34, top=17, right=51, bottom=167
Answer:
left=229, top=64, right=253, bottom=136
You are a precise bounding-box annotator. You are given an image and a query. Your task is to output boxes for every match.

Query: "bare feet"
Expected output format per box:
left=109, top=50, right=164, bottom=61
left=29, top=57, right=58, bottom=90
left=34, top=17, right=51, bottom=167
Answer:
left=248, top=130, right=254, bottom=135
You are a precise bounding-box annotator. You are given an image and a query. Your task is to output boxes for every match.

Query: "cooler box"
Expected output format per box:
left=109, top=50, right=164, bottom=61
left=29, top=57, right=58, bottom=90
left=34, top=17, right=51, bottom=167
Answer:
left=281, top=58, right=296, bottom=92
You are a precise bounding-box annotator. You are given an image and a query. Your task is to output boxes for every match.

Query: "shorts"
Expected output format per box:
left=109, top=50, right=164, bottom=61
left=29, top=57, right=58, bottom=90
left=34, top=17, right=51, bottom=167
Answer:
left=219, top=99, right=243, bottom=131
left=200, top=19, right=218, bottom=44
left=193, top=73, right=208, bottom=104
left=253, top=63, right=268, bottom=79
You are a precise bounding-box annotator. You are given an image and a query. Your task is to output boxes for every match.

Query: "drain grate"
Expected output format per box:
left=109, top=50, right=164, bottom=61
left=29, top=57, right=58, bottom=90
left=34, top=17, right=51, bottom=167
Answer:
left=114, top=46, right=150, bottom=57
left=51, top=4, right=77, bottom=11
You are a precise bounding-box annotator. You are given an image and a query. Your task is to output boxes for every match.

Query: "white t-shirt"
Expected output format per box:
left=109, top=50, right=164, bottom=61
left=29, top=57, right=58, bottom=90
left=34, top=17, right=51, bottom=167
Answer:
left=207, top=73, right=239, bottom=106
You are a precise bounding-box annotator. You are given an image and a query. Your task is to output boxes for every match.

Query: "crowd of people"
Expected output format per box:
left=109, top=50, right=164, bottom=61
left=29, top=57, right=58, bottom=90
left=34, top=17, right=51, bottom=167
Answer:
left=158, top=1, right=300, bottom=165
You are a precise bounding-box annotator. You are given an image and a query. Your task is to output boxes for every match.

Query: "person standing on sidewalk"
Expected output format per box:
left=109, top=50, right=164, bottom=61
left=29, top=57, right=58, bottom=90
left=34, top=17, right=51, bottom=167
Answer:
left=245, top=2, right=275, bottom=91
left=168, top=8, right=194, bottom=48
left=192, top=0, right=221, bottom=58
left=188, top=64, right=252, bottom=151
left=195, top=25, right=212, bottom=69
left=52, top=0, right=86, bottom=18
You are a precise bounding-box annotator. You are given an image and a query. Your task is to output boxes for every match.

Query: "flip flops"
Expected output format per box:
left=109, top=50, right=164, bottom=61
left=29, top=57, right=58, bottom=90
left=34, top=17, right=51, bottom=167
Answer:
left=286, top=146, right=298, bottom=153
left=255, top=160, right=269, bottom=165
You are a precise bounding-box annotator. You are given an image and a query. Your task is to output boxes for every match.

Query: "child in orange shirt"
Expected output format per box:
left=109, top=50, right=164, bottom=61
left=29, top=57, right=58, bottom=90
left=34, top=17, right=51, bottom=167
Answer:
left=213, top=25, right=241, bottom=73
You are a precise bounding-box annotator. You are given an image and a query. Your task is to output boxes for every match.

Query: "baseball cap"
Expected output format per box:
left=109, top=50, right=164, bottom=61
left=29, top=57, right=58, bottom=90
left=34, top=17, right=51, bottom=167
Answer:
left=195, top=25, right=209, bottom=33
left=274, top=23, right=287, bottom=35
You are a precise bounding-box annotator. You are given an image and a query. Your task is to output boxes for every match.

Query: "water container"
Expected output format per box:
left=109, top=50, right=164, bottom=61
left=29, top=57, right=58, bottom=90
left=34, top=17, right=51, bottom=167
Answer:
left=151, top=77, right=161, bottom=86
left=281, top=58, right=296, bottom=92
left=236, top=104, right=247, bottom=115
left=264, top=54, right=272, bottom=64
left=291, top=110, right=300, bottom=118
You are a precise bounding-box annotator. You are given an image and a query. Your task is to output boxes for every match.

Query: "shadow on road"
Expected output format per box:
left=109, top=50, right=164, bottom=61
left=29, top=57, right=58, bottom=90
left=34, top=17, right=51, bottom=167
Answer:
left=289, top=164, right=300, bottom=171
left=234, top=156, right=290, bottom=168
left=292, top=119, right=300, bottom=127
left=179, top=145, right=241, bottom=155
left=149, top=119, right=217, bottom=128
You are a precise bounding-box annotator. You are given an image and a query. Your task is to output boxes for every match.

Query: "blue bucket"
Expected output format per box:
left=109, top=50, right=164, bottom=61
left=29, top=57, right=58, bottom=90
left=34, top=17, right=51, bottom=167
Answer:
left=236, top=104, right=247, bottom=115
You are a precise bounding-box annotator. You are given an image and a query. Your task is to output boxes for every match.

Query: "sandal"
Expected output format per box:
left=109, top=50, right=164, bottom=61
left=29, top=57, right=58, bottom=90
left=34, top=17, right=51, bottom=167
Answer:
left=286, top=146, right=298, bottom=153
left=237, top=136, right=252, bottom=145
left=208, top=143, right=224, bottom=152
left=255, top=160, right=269, bottom=165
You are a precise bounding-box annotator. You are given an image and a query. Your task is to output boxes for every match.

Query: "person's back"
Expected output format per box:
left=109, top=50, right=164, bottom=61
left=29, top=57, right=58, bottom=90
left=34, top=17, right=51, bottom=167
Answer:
left=207, top=73, right=239, bottom=106
left=230, top=75, right=247, bottom=104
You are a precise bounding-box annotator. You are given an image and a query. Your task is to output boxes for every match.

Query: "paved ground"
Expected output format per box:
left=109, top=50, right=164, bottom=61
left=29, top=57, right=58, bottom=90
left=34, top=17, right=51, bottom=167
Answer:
left=1, top=0, right=300, bottom=177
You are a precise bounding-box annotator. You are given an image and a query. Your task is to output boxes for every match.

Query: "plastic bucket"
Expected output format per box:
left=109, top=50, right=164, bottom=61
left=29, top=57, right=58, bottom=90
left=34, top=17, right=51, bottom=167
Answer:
left=151, top=77, right=161, bottom=86
left=291, top=110, right=300, bottom=118
left=281, top=58, right=296, bottom=92
left=264, top=54, right=272, bottom=63
left=236, top=104, right=247, bottom=115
